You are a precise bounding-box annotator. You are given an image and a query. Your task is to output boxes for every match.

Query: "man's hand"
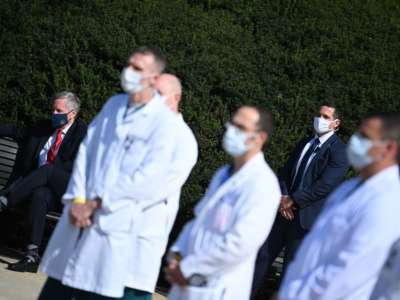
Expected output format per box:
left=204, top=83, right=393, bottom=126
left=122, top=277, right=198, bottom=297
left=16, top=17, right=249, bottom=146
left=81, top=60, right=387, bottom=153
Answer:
left=69, top=199, right=101, bottom=228
left=164, top=259, right=188, bottom=287
left=280, top=196, right=296, bottom=221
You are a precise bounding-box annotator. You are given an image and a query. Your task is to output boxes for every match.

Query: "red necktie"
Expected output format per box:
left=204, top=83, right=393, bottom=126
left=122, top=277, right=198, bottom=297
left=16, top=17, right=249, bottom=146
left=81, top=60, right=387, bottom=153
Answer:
left=47, top=129, right=63, bottom=164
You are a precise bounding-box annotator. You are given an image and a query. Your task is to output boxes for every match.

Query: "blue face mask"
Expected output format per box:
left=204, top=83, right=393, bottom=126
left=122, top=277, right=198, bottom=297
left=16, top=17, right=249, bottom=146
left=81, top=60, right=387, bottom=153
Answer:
left=346, top=133, right=386, bottom=171
left=52, top=112, right=69, bottom=129
left=222, top=123, right=256, bottom=157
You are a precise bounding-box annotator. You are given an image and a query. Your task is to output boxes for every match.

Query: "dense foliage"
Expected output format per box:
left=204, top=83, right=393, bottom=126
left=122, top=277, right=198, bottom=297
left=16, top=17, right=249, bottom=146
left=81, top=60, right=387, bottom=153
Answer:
left=1, top=0, right=399, bottom=221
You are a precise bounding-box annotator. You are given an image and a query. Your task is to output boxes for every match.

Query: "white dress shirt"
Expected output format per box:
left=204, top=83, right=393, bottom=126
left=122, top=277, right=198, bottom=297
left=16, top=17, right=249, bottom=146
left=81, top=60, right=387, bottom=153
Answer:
left=38, top=123, right=72, bottom=166
left=279, top=165, right=400, bottom=300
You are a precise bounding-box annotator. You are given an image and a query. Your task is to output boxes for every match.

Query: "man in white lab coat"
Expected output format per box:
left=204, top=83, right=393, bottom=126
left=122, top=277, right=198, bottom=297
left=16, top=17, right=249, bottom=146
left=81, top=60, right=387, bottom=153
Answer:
left=38, top=47, right=181, bottom=300
left=129, top=73, right=198, bottom=293
left=165, top=106, right=281, bottom=300
left=279, top=112, right=400, bottom=300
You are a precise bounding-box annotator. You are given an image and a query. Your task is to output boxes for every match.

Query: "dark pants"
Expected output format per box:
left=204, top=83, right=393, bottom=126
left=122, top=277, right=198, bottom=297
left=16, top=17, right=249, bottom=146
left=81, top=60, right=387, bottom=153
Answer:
left=6, top=165, right=69, bottom=246
left=39, top=278, right=152, bottom=300
left=251, top=213, right=308, bottom=299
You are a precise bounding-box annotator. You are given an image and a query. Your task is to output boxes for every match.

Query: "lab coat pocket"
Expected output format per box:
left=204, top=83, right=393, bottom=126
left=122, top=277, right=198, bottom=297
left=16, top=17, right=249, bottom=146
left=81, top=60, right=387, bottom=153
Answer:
left=138, top=200, right=168, bottom=239
left=96, top=203, right=136, bottom=235
left=168, top=285, right=226, bottom=300
left=212, top=202, right=235, bottom=233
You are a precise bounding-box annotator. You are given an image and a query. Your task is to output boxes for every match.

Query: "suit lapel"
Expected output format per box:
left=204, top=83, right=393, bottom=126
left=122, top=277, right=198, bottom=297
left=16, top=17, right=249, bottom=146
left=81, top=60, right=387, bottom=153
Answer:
left=290, top=137, right=314, bottom=182
left=57, top=120, right=78, bottom=155
left=305, top=134, right=338, bottom=175
left=34, top=131, right=52, bottom=161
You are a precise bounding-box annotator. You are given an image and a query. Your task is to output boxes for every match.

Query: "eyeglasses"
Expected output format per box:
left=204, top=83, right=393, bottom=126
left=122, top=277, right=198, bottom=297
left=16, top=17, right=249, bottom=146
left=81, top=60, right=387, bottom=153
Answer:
left=126, top=62, right=143, bottom=72
left=225, top=121, right=259, bottom=134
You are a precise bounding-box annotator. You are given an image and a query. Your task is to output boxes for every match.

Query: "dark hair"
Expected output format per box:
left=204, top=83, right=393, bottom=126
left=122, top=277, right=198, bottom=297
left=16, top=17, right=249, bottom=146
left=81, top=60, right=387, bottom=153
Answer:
left=253, top=106, right=274, bottom=137
left=134, top=46, right=166, bottom=73
left=319, top=101, right=340, bottom=120
left=365, top=112, right=400, bottom=161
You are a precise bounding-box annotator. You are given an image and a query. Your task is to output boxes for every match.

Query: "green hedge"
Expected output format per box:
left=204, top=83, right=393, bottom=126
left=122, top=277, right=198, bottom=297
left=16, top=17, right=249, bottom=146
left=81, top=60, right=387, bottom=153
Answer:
left=1, top=0, right=399, bottom=219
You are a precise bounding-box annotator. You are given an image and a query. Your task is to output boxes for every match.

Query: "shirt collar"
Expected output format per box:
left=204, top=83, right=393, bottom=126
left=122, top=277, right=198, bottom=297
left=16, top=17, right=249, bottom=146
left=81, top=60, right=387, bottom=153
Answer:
left=60, top=122, right=73, bottom=135
left=315, top=130, right=335, bottom=146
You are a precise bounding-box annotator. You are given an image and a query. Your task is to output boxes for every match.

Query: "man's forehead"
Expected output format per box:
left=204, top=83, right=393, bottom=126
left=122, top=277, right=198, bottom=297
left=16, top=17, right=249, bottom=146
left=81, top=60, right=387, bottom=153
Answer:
left=361, top=117, right=383, bottom=138
left=362, top=117, right=382, bottom=131
left=234, top=107, right=259, bottom=124
left=130, top=53, right=154, bottom=65
left=319, top=105, right=335, bottom=115
left=53, top=97, right=67, bottom=105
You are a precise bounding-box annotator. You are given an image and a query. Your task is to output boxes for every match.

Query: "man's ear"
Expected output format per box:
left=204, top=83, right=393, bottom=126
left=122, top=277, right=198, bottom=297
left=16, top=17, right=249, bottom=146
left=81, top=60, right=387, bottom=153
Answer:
left=259, top=131, right=268, bottom=144
left=334, top=119, right=341, bottom=129
left=70, top=110, right=77, bottom=120
left=387, top=140, right=398, bottom=160
left=149, top=75, right=159, bottom=86
left=175, top=94, right=182, bottom=103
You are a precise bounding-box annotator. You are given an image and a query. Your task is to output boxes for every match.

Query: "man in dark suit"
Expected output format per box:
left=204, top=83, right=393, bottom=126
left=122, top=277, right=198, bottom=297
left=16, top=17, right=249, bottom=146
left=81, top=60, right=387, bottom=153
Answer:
left=0, top=91, right=87, bottom=272
left=251, top=103, right=349, bottom=298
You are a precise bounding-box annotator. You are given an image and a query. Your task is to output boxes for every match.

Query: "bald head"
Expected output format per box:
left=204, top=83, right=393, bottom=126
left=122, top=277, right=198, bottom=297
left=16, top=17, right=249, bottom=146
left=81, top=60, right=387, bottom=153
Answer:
left=155, top=74, right=182, bottom=113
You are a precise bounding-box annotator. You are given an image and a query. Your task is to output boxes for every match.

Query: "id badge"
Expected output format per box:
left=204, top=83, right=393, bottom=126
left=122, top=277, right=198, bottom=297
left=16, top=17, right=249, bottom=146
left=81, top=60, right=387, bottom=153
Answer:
left=213, top=201, right=233, bottom=233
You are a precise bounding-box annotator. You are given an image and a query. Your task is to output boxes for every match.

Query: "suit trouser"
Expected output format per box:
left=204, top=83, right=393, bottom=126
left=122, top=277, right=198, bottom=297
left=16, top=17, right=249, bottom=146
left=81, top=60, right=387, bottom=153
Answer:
left=251, top=212, right=308, bottom=299
left=39, top=278, right=152, bottom=300
left=7, top=165, right=69, bottom=246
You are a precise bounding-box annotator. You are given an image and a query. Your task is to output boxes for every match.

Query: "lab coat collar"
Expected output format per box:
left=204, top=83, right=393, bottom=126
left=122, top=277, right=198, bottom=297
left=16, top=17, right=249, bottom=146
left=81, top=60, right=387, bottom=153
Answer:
left=119, top=92, right=164, bottom=124
left=193, top=152, right=266, bottom=230
left=359, top=164, right=400, bottom=190
left=209, top=153, right=265, bottom=203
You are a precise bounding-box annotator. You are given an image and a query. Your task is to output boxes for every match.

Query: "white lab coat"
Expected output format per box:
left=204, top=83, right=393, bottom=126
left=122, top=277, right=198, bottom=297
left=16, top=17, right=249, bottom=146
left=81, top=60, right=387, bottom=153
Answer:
left=129, top=114, right=198, bottom=293
left=279, top=165, right=400, bottom=300
left=168, top=152, right=281, bottom=300
left=40, top=93, right=182, bottom=298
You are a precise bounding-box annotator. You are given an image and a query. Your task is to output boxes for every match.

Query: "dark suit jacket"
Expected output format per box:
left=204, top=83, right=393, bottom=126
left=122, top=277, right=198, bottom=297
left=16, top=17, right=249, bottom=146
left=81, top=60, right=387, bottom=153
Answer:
left=279, top=133, right=349, bottom=230
left=0, top=119, right=87, bottom=187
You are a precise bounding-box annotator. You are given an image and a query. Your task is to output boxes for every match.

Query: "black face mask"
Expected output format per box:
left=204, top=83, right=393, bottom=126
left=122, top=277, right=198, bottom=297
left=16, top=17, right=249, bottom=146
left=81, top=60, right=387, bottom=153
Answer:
left=52, top=113, right=69, bottom=129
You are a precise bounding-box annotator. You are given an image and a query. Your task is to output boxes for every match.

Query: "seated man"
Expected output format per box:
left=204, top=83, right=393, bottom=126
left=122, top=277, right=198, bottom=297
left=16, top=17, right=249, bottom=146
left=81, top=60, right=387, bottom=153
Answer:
left=0, top=91, right=87, bottom=272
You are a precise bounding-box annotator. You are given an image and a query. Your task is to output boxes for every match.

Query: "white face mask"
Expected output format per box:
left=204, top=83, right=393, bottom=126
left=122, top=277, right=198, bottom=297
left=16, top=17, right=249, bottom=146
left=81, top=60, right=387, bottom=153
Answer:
left=120, top=67, right=144, bottom=94
left=346, top=133, right=385, bottom=171
left=222, top=123, right=255, bottom=157
left=314, top=117, right=335, bottom=135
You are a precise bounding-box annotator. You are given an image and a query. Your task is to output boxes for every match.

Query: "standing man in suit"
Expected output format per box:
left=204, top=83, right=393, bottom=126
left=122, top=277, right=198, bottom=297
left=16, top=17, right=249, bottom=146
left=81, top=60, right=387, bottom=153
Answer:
left=251, top=102, right=349, bottom=298
left=0, top=91, right=87, bottom=272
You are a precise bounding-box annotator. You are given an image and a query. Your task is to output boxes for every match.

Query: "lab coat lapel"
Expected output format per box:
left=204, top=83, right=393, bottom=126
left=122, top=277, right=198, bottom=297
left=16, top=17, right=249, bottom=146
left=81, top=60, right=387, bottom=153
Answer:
left=196, top=153, right=264, bottom=223
left=116, top=93, right=164, bottom=141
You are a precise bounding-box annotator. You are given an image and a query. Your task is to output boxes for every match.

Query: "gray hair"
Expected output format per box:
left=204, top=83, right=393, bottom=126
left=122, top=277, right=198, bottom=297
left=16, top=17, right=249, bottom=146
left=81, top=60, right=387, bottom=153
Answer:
left=52, top=91, right=80, bottom=113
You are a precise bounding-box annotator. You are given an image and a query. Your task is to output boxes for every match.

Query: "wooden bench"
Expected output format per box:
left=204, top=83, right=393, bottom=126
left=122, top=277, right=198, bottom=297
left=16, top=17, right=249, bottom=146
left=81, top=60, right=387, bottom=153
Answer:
left=0, top=137, right=61, bottom=221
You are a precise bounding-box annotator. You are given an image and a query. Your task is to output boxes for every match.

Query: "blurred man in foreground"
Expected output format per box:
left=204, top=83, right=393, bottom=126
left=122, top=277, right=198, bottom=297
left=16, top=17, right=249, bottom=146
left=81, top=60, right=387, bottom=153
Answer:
left=38, top=47, right=180, bottom=300
left=166, top=106, right=281, bottom=300
left=279, top=112, right=400, bottom=300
